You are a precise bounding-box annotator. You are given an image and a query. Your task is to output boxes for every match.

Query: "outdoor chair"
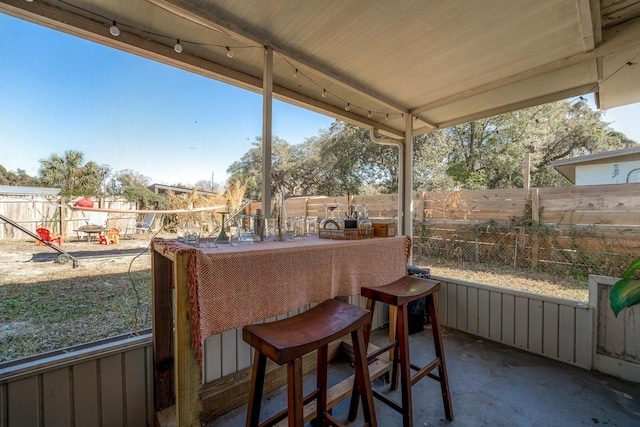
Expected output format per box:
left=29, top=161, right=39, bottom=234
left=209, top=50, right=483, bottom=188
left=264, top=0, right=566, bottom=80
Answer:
left=123, top=213, right=156, bottom=238
left=35, top=227, right=62, bottom=246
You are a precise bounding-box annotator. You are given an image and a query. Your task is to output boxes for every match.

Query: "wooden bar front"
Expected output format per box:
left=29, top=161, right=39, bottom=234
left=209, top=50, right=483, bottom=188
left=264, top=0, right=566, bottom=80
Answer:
left=151, top=236, right=410, bottom=426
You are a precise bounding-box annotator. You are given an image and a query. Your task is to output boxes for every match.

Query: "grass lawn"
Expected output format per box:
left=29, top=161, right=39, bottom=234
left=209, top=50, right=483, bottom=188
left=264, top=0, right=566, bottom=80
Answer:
left=0, top=239, right=589, bottom=363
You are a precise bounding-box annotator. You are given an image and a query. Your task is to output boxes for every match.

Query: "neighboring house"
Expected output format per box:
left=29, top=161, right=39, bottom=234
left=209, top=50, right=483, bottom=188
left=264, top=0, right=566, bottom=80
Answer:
left=147, top=183, right=216, bottom=196
left=0, top=185, right=61, bottom=196
left=550, top=146, right=640, bottom=185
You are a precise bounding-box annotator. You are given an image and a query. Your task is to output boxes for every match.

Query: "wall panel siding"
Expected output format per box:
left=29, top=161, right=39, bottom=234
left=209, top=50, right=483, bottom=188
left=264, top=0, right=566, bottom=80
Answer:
left=434, top=276, right=591, bottom=369
left=72, top=361, right=100, bottom=427
left=447, top=283, right=457, bottom=327
left=514, top=296, right=529, bottom=349
left=558, top=305, right=576, bottom=363
left=489, top=292, right=502, bottom=341
left=529, top=300, right=544, bottom=353
left=0, top=334, right=152, bottom=427
left=543, top=302, right=559, bottom=358
left=575, top=307, right=592, bottom=368
left=478, top=289, right=490, bottom=338
left=42, top=368, right=71, bottom=427
left=99, top=354, right=124, bottom=426
left=456, top=285, right=468, bottom=331
left=502, top=294, right=515, bottom=346
left=124, top=348, right=148, bottom=427
left=8, top=378, right=39, bottom=427
left=467, top=287, right=479, bottom=335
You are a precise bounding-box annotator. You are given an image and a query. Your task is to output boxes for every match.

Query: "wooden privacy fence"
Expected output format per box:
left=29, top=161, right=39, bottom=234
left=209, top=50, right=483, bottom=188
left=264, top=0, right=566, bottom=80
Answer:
left=3, top=184, right=639, bottom=275
left=251, top=183, right=640, bottom=277
left=0, top=196, right=137, bottom=241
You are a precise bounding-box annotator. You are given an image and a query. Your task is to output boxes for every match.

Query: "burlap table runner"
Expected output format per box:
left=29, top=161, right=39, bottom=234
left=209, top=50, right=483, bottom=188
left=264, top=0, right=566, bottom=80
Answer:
left=153, top=236, right=411, bottom=363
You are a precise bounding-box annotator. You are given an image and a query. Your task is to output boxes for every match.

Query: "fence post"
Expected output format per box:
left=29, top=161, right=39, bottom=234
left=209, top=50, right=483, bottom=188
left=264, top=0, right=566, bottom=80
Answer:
left=59, top=197, right=66, bottom=237
left=531, top=188, right=539, bottom=269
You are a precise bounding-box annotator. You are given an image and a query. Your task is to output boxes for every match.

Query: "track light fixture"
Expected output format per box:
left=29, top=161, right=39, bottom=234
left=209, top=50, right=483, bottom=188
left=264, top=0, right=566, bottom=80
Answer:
left=174, top=39, right=183, bottom=53
left=109, top=21, right=120, bottom=37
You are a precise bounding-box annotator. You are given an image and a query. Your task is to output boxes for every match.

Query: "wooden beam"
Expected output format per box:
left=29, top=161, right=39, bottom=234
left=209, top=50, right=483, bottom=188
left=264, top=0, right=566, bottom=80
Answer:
left=434, top=83, right=597, bottom=131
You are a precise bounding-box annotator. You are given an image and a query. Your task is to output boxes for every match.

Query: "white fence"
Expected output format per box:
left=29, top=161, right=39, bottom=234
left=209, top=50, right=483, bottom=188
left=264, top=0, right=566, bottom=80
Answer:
left=0, top=196, right=137, bottom=240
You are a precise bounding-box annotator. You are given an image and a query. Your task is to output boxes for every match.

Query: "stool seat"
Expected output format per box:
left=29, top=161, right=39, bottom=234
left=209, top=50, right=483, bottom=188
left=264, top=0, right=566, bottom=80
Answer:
left=360, top=275, right=440, bottom=306
left=350, top=275, right=453, bottom=427
left=244, top=299, right=371, bottom=365
left=243, top=299, right=378, bottom=427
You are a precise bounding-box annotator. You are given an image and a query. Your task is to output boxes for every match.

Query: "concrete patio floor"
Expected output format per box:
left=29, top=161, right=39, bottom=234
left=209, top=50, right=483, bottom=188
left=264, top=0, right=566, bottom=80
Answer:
left=207, top=326, right=640, bottom=427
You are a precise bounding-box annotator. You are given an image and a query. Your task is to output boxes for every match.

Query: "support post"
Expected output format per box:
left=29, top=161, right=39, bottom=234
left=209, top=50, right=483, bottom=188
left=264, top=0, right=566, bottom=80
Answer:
left=523, top=152, right=531, bottom=191
left=530, top=188, right=540, bottom=269
left=262, top=47, right=273, bottom=219
left=403, top=114, right=414, bottom=256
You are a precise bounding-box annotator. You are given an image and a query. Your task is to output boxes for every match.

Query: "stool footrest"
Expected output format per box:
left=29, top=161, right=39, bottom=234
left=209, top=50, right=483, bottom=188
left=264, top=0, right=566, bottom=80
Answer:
left=367, top=341, right=396, bottom=361
left=372, top=389, right=403, bottom=414
left=410, top=357, right=441, bottom=387
left=259, top=388, right=320, bottom=427
left=273, top=359, right=389, bottom=427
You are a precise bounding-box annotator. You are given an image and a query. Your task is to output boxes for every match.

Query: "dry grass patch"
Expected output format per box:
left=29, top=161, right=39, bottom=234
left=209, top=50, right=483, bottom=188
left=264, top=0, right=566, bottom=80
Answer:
left=413, top=255, right=589, bottom=301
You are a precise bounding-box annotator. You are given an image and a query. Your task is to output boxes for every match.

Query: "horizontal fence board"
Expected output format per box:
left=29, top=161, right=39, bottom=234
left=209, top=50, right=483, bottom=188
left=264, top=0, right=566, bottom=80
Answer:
left=540, top=211, right=640, bottom=225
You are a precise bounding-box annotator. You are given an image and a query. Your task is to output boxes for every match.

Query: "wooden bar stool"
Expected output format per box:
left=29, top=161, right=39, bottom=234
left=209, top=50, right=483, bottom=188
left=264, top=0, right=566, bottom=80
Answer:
left=243, top=299, right=378, bottom=427
left=349, top=276, right=453, bottom=427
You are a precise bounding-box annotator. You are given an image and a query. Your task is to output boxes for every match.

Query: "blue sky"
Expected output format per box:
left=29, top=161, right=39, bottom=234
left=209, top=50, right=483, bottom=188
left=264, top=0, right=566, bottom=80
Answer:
left=1, top=13, right=639, bottom=187
left=0, top=14, right=334, bottom=186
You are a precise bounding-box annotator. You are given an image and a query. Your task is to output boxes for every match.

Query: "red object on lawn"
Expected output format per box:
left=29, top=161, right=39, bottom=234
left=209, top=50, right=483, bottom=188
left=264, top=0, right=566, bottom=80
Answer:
left=36, top=228, right=62, bottom=246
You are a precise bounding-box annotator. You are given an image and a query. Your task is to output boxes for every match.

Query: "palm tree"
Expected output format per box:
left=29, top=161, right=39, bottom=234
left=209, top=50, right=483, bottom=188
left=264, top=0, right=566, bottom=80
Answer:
left=39, top=150, right=97, bottom=194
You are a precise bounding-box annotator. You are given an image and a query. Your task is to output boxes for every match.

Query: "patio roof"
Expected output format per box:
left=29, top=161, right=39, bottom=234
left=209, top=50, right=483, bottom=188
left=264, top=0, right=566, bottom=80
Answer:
left=3, top=0, right=640, bottom=235
left=2, top=0, right=640, bottom=140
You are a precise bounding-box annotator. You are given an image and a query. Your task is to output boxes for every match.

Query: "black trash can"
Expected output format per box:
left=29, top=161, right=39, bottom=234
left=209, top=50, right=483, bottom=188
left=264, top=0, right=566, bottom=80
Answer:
left=406, top=265, right=431, bottom=334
